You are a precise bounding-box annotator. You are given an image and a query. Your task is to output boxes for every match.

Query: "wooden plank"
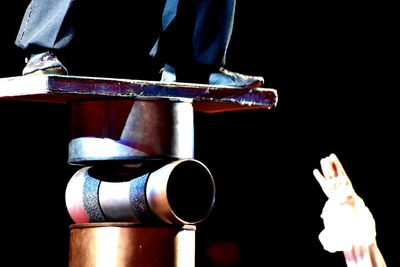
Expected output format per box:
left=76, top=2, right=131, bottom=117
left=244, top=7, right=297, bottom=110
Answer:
left=0, top=74, right=278, bottom=113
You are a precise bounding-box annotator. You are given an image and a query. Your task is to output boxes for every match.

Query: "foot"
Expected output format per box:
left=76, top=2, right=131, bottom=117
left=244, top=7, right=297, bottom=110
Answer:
left=160, top=64, right=177, bottom=83
left=22, top=51, right=68, bottom=76
left=161, top=65, right=264, bottom=89
left=209, top=68, right=264, bottom=89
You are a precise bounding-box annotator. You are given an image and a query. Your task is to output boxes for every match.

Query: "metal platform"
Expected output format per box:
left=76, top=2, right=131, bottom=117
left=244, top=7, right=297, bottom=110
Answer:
left=0, top=74, right=278, bottom=113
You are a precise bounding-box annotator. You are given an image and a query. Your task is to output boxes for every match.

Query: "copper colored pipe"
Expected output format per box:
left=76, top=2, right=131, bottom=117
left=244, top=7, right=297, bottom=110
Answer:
left=69, top=223, right=196, bottom=267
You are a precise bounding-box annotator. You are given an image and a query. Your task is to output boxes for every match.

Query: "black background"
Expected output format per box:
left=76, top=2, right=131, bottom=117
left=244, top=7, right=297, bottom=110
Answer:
left=0, top=1, right=398, bottom=266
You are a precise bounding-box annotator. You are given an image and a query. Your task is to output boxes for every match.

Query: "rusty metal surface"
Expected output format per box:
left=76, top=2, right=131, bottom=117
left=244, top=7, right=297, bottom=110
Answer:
left=0, top=74, right=277, bottom=113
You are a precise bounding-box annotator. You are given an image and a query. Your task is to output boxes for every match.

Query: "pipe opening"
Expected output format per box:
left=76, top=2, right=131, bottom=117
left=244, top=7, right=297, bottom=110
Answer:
left=167, top=161, right=216, bottom=223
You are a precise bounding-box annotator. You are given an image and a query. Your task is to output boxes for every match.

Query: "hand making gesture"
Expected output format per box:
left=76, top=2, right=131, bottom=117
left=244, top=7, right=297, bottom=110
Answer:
left=313, top=153, right=387, bottom=267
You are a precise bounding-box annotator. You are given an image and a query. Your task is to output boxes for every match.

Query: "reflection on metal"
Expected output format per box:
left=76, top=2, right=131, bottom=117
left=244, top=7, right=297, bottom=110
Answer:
left=65, top=159, right=216, bottom=225
left=69, top=223, right=196, bottom=267
left=68, top=99, right=194, bottom=165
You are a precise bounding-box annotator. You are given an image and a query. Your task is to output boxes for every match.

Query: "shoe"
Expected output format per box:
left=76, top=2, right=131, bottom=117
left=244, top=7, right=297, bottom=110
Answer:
left=209, top=67, right=264, bottom=89
left=22, top=51, right=68, bottom=76
left=160, top=64, right=264, bottom=89
left=160, top=64, right=177, bottom=83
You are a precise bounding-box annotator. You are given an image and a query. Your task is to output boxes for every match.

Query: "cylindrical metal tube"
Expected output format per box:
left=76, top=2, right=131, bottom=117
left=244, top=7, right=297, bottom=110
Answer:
left=65, top=159, right=216, bottom=224
left=68, top=223, right=196, bottom=267
left=68, top=99, right=194, bottom=165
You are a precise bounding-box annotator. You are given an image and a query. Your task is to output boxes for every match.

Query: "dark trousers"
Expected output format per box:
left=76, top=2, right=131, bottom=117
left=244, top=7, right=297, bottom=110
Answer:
left=15, top=0, right=236, bottom=72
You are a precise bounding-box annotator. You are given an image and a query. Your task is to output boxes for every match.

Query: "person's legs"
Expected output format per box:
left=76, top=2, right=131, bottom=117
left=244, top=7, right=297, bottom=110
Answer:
left=17, top=0, right=263, bottom=87
left=16, top=0, right=75, bottom=75
left=152, top=0, right=264, bottom=88
left=153, top=0, right=232, bottom=69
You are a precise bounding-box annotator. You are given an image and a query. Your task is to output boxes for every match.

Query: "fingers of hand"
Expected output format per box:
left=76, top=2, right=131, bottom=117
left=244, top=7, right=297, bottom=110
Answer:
left=313, top=168, right=331, bottom=197
left=329, top=153, right=351, bottom=181
left=316, top=154, right=354, bottom=200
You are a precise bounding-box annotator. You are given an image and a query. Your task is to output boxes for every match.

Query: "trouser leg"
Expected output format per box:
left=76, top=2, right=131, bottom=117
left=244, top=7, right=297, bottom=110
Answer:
left=15, top=0, right=76, bottom=52
left=151, top=0, right=235, bottom=73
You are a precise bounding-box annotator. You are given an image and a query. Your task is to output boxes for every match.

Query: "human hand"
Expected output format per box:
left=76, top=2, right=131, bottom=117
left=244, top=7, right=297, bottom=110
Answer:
left=313, top=153, right=376, bottom=253
left=313, top=153, right=356, bottom=205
